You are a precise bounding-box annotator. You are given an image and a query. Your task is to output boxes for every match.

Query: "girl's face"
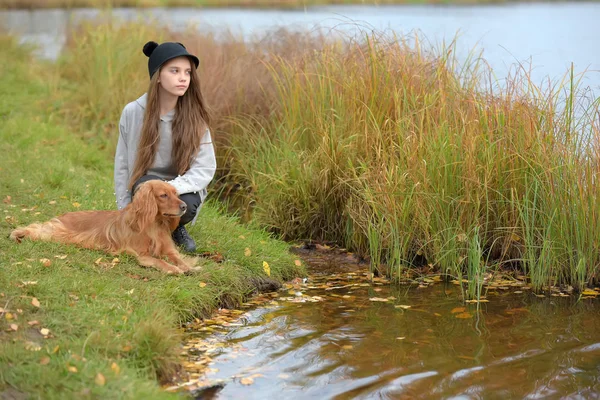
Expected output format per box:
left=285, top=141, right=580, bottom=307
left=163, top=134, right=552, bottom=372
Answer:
left=157, top=56, right=192, bottom=98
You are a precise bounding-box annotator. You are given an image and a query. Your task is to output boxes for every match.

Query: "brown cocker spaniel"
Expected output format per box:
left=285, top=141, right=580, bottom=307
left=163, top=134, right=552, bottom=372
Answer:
left=10, top=180, right=198, bottom=274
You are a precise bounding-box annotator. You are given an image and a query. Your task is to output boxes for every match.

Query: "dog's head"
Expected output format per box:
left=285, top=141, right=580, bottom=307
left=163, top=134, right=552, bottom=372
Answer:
left=128, top=180, right=187, bottom=232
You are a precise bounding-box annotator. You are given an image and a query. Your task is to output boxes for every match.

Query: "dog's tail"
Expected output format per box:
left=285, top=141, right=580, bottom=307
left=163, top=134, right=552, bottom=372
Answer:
left=9, top=219, right=64, bottom=243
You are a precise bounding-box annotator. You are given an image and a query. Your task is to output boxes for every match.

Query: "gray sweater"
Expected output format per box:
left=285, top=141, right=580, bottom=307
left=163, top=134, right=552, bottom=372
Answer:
left=113, top=94, right=217, bottom=223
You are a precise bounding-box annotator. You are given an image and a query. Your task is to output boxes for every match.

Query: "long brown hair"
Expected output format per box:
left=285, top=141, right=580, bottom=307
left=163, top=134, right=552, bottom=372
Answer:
left=129, top=58, right=211, bottom=189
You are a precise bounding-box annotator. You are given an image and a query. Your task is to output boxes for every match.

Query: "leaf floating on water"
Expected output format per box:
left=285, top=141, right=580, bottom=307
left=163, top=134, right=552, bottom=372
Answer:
left=451, top=307, right=466, bottom=314
left=394, top=305, right=412, bottom=310
left=455, top=312, right=473, bottom=319
left=240, top=377, right=254, bottom=385
left=369, top=297, right=389, bottom=302
left=465, top=299, right=489, bottom=303
left=342, top=345, right=353, bottom=350
left=581, top=289, right=598, bottom=296
left=396, top=337, right=406, bottom=340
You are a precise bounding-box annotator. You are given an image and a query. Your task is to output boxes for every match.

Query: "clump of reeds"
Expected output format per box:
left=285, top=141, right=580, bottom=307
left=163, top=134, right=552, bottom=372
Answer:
left=226, top=29, right=600, bottom=296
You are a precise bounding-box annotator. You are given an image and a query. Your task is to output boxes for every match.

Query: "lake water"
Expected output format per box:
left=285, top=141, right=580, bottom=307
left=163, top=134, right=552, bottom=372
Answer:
left=1, top=3, right=599, bottom=93
left=175, top=249, right=600, bottom=399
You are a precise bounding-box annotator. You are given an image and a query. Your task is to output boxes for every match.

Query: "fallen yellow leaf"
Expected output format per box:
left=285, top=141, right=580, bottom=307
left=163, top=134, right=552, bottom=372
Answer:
left=39, top=357, right=50, bottom=365
left=263, top=261, right=271, bottom=276
left=72, top=202, right=81, bottom=208
left=67, top=365, right=78, bottom=373
left=39, top=258, right=51, bottom=267
left=40, top=328, right=50, bottom=336
left=581, top=289, right=598, bottom=296
left=31, top=297, right=40, bottom=308
left=244, top=248, right=252, bottom=257
left=199, top=282, right=207, bottom=288
left=240, top=377, right=254, bottom=385
left=10, top=324, right=18, bottom=331
left=294, top=259, right=302, bottom=267
left=111, top=362, right=120, bottom=375
left=451, top=307, right=466, bottom=314
left=95, top=373, right=106, bottom=386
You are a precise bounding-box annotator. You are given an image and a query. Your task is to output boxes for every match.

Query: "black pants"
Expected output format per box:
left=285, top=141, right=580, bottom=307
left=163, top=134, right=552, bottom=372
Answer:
left=132, top=175, right=201, bottom=226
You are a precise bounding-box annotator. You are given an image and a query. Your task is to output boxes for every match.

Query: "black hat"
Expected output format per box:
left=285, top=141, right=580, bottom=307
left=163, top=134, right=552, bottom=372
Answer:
left=142, top=41, right=200, bottom=79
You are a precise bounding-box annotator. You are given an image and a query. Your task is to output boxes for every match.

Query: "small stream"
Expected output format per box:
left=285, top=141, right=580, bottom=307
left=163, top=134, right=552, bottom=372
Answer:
left=175, top=249, right=600, bottom=399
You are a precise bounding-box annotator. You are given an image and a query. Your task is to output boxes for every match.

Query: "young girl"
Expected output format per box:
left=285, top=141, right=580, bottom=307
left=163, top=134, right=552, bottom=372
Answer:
left=114, top=41, right=216, bottom=253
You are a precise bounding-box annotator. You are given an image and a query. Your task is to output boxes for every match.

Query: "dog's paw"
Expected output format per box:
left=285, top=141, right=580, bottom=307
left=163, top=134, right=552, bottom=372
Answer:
left=166, top=268, right=184, bottom=275
left=183, top=266, right=202, bottom=276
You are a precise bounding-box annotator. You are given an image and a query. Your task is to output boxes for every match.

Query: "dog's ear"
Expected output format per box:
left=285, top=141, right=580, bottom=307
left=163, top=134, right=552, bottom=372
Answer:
left=127, top=183, right=158, bottom=232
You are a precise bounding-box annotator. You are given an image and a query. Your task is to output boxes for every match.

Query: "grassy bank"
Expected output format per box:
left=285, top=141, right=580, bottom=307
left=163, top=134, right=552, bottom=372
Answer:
left=51, top=19, right=600, bottom=299
left=1, top=0, right=581, bottom=11
left=0, top=36, right=304, bottom=398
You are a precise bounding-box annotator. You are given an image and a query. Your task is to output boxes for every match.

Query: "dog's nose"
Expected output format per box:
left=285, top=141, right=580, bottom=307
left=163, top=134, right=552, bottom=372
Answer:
left=180, top=203, right=187, bottom=212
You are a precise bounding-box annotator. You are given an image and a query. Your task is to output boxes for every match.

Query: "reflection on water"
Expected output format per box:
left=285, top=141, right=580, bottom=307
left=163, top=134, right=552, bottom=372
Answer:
left=181, top=266, right=600, bottom=399
left=1, top=4, right=599, bottom=92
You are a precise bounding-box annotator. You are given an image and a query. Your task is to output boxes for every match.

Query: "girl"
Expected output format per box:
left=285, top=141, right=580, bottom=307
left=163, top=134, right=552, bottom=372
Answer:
left=114, top=41, right=216, bottom=253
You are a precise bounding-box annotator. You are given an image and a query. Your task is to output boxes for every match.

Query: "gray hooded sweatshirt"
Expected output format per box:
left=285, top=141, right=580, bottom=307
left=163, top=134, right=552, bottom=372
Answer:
left=113, top=93, right=217, bottom=224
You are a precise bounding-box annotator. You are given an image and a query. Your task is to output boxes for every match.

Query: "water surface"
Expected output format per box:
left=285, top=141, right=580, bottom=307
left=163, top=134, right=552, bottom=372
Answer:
left=179, top=257, right=600, bottom=399
left=1, top=4, right=599, bottom=92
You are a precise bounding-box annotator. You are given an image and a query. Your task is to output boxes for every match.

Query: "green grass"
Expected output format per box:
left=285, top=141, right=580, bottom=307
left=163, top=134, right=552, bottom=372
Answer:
left=0, top=35, right=304, bottom=398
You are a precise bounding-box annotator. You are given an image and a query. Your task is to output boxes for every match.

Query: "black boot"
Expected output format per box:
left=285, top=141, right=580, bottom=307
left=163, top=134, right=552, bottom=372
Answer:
left=172, top=225, right=197, bottom=253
